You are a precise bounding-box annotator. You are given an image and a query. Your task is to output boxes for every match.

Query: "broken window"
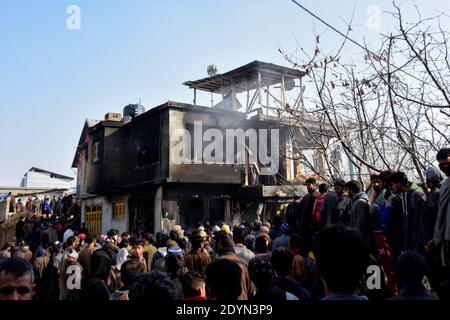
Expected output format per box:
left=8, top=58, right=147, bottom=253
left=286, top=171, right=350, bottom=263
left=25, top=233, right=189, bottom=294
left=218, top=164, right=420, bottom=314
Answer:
left=92, top=141, right=100, bottom=163
left=135, top=126, right=160, bottom=167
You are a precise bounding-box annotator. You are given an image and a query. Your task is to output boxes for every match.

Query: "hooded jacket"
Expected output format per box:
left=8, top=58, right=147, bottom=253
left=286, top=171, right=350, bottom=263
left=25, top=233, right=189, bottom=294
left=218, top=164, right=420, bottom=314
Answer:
left=320, top=191, right=351, bottom=227
left=349, top=192, right=374, bottom=245
left=434, top=177, right=450, bottom=265
left=400, top=183, right=427, bottom=252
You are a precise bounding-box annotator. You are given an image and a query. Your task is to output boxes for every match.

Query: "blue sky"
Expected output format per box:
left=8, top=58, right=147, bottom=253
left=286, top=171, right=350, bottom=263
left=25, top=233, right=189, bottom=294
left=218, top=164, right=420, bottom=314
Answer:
left=1, top=0, right=449, bottom=186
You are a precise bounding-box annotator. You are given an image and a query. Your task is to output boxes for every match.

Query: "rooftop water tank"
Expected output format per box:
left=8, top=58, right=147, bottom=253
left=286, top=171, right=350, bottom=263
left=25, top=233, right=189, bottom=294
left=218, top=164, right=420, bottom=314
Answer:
left=123, top=104, right=145, bottom=123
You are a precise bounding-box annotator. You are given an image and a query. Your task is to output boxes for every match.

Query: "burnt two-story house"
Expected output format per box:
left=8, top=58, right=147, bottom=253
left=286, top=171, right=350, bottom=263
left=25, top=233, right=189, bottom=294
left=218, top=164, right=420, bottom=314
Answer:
left=72, top=61, right=339, bottom=236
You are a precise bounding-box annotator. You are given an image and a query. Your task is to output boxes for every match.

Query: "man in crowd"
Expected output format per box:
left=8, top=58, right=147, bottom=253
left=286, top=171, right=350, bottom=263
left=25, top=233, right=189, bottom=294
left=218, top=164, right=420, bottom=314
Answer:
left=232, top=226, right=255, bottom=265
left=391, top=251, right=439, bottom=300
left=182, top=270, right=207, bottom=300
left=78, top=236, right=96, bottom=281
left=140, top=231, right=157, bottom=271
left=0, top=257, right=35, bottom=300
left=431, top=148, right=450, bottom=268
left=131, top=239, right=148, bottom=272
left=312, top=183, right=327, bottom=232
left=271, top=247, right=310, bottom=300
left=346, top=180, right=374, bottom=250
left=41, top=195, right=53, bottom=218
left=320, top=178, right=351, bottom=227
left=315, top=224, right=370, bottom=300
left=205, top=258, right=242, bottom=301
left=129, top=271, right=178, bottom=301
left=391, top=171, right=427, bottom=253
left=424, top=166, right=443, bottom=240
left=15, top=199, right=24, bottom=213
left=216, top=233, right=255, bottom=299
left=110, top=259, right=145, bottom=300
left=298, top=178, right=318, bottom=238
left=368, top=173, right=386, bottom=230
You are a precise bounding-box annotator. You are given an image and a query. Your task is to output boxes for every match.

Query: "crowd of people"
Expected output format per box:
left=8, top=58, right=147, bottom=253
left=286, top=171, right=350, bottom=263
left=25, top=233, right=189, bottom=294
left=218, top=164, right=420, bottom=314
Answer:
left=0, top=148, right=449, bottom=301
left=5, top=192, right=80, bottom=221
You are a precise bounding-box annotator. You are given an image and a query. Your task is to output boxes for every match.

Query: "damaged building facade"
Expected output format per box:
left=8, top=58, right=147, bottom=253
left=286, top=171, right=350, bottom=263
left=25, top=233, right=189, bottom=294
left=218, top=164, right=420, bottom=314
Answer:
left=72, top=61, right=346, bottom=236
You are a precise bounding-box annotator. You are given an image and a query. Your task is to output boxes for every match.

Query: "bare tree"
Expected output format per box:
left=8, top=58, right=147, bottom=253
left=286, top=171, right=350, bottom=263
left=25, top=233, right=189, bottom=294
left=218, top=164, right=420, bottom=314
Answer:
left=274, top=1, right=450, bottom=187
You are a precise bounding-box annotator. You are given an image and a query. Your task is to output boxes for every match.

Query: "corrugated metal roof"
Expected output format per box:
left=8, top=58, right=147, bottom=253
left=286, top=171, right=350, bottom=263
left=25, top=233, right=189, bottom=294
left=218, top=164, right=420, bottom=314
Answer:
left=26, top=167, right=74, bottom=180
left=183, top=60, right=306, bottom=94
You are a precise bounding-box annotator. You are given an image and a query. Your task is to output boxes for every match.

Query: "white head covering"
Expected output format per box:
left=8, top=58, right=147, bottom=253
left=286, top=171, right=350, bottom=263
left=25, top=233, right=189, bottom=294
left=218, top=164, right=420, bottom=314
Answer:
left=261, top=226, right=270, bottom=234
left=116, top=248, right=129, bottom=271
left=68, top=251, right=79, bottom=260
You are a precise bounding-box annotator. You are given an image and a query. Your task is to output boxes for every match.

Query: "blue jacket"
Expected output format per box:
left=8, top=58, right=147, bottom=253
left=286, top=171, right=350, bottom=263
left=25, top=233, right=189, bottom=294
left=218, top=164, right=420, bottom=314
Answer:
left=42, top=199, right=53, bottom=213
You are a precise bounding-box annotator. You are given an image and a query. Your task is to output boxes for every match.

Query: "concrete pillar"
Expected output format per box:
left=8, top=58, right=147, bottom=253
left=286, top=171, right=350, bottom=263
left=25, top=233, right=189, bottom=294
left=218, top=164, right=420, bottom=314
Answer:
left=154, top=186, right=163, bottom=233
left=101, top=196, right=111, bottom=235
left=224, top=198, right=231, bottom=226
